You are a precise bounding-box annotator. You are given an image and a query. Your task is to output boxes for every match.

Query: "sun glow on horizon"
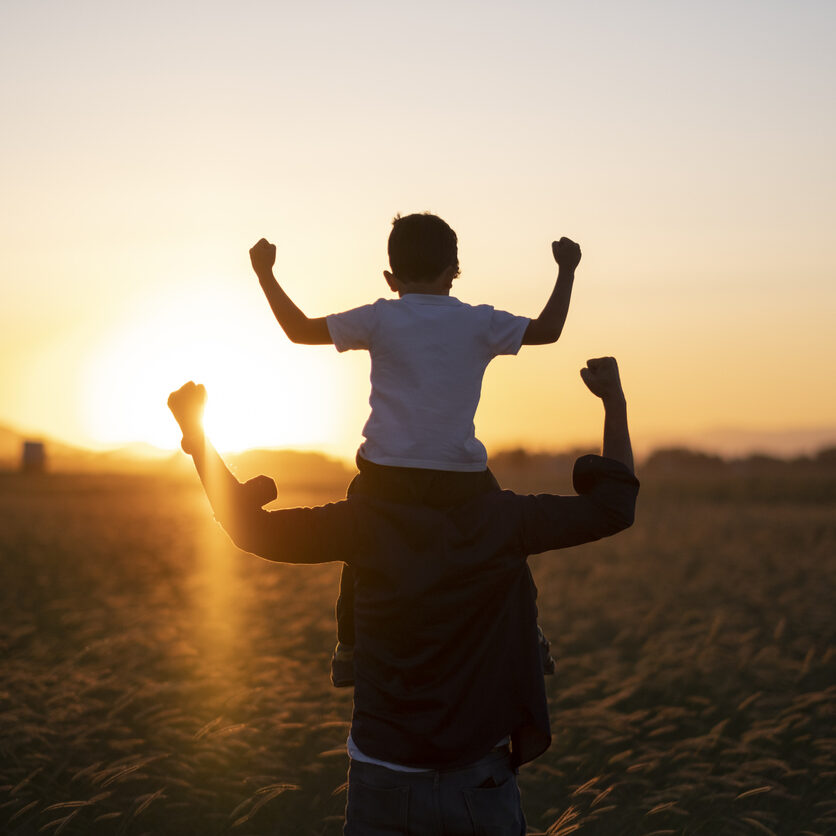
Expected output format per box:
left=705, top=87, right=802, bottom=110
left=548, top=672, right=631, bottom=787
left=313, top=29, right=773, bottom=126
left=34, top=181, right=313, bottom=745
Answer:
left=1, top=2, right=835, bottom=458
left=80, top=283, right=343, bottom=453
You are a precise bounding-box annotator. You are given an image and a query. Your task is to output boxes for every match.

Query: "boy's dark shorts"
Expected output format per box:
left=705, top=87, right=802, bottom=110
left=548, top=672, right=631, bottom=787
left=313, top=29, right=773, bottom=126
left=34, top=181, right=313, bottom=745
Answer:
left=349, top=454, right=501, bottom=504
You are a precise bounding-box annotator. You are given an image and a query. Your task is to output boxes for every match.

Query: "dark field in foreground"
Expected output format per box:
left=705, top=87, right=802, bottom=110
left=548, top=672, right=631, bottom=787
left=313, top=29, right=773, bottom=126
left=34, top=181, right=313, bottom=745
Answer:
left=0, top=468, right=834, bottom=835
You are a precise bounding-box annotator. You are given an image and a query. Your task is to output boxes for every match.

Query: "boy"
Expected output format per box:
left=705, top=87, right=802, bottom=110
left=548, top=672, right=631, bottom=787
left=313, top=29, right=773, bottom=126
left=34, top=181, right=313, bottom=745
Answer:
left=249, top=213, right=581, bottom=685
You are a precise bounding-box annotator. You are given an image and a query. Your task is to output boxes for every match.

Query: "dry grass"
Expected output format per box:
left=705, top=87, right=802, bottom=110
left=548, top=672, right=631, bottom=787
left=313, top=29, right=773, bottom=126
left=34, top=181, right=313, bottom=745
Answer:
left=0, top=470, right=833, bottom=834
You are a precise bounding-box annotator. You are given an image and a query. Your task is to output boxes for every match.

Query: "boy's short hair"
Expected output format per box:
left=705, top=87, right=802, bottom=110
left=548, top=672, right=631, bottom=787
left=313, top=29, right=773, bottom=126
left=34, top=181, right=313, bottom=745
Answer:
left=388, top=213, right=460, bottom=283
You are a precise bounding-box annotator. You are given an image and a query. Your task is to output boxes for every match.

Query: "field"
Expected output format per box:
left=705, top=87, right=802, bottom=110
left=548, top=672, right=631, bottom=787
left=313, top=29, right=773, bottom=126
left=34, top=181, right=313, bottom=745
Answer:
left=1, top=465, right=834, bottom=835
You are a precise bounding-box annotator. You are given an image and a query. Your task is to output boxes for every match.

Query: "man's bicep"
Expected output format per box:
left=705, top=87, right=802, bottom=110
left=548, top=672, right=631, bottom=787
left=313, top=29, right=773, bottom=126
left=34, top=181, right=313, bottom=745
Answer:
left=230, top=502, right=361, bottom=565
left=519, top=494, right=617, bottom=555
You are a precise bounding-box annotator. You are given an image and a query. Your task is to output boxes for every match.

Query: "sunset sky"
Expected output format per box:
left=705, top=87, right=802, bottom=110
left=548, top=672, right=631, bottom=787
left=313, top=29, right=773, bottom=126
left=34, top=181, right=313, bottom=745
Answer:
left=2, top=0, right=835, bottom=460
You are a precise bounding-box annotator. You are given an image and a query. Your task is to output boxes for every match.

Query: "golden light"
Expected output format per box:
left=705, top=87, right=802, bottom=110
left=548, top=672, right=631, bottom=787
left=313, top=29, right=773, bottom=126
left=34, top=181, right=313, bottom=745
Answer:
left=81, top=281, right=342, bottom=452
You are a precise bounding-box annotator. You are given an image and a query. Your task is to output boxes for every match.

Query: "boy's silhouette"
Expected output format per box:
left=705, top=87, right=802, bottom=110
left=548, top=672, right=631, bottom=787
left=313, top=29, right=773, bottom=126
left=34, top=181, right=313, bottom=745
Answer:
left=249, top=213, right=581, bottom=688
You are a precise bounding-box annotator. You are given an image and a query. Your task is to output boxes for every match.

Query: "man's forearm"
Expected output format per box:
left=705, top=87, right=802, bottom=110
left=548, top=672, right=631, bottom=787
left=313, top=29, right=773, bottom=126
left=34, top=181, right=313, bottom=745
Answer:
left=601, top=395, right=634, bottom=473
left=181, top=429, right=250, bottom=533
left=180, top=427, right=355, bottom=567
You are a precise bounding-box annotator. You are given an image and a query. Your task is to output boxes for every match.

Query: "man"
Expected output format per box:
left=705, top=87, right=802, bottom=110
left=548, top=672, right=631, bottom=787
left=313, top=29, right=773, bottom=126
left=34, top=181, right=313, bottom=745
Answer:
left=167, top=356, right=638, bottom=834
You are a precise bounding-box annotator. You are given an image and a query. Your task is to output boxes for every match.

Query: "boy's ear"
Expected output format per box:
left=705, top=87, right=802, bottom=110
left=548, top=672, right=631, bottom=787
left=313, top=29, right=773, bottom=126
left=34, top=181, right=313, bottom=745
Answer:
left=439, top=264, right=457, bottom=287
left=383, top=270, right=399, bottom=292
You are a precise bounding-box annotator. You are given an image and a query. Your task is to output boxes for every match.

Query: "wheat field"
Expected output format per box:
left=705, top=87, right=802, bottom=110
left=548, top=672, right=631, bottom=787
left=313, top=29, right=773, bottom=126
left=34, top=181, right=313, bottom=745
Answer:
left=0, top=467, right=834, bottom=835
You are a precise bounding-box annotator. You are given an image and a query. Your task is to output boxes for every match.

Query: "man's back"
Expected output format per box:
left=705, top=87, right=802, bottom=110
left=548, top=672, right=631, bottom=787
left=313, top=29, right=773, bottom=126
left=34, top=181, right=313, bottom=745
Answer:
left=224, top=453, right=638, bottom=769
left=349, top=485, right=545, bottom=769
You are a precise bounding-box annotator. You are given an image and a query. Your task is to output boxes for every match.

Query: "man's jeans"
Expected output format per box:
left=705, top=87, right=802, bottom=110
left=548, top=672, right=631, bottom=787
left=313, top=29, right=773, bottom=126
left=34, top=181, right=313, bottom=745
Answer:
left=344, top=748, right=526, bottom=835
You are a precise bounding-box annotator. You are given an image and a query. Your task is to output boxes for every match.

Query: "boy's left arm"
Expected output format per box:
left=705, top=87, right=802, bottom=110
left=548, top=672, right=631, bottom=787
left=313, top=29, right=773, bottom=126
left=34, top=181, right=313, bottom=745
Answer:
left=522, top=237, right=581, bottom=345
left=250, top=238, right=333, bottom=345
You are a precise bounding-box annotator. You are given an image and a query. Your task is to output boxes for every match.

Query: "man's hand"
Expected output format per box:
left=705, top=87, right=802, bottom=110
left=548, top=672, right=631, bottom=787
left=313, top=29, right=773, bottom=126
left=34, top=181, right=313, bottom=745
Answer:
left=582, top=357, right=633, bottom=470
left=250, top=238, right=277, bottom=279
left=552, top=237, right=582, bottom=271
left=580, top=357, right=625, bottom=403
left=167, top=381, right=207, bottom=451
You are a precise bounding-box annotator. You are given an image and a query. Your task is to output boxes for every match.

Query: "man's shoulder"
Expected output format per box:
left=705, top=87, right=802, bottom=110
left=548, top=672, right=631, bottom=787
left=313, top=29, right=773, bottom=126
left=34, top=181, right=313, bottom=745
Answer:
left=343, top=485, right=527, bottom=520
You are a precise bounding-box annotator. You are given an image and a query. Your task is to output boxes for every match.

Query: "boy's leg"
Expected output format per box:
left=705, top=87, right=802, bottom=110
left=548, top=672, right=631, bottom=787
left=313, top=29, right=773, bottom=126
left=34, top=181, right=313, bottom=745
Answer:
left=331, top=562, right=357, bottom=687
left=527, top=568, right=556, bottom=675
left=336, top=562, right=356, bottom=646
left=332, top=470, right=363, bottom=688
left=538, top=625, right=556, bottom=676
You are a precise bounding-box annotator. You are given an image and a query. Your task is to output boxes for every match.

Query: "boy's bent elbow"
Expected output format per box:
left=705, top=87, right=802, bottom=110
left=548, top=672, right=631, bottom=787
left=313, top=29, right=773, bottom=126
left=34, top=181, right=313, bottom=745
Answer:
left=286, top=317, right=332, bottom=346
left=522, top=320, right=562, bottom=346
left=279, top=318, right=308, bottom=343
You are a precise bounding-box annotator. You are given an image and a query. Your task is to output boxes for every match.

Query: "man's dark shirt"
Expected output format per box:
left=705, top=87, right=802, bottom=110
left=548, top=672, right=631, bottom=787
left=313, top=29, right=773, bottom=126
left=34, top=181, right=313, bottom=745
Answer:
left=220, top=454, right=639, bottom=769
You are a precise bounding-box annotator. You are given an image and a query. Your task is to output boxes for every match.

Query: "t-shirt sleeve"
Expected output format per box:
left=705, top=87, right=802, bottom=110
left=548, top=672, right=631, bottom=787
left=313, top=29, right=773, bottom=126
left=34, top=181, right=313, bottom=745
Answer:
left=486, top=308, right=531, bottom=356
left=326, top=303, right=378, bottom=352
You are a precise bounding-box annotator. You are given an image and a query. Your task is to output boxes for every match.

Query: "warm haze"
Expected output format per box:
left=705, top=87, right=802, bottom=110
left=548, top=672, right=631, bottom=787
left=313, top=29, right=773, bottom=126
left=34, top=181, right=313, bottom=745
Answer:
left=2, top=1, right=835, bottom=460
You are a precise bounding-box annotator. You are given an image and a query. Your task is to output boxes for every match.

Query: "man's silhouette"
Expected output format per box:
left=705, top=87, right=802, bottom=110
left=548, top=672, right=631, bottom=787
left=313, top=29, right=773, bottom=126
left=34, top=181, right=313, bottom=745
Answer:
left=168, top=356, right=638, bottom=834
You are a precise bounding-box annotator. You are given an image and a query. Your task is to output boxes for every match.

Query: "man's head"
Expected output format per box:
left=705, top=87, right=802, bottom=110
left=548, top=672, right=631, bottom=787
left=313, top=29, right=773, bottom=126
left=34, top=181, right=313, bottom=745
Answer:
left=387, top=213, right=460, bottom=284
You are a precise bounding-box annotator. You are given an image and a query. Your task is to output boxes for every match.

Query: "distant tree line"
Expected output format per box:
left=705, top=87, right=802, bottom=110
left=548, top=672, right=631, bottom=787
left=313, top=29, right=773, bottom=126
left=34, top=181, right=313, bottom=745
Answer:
left=488, top=445, right=836, bottom=502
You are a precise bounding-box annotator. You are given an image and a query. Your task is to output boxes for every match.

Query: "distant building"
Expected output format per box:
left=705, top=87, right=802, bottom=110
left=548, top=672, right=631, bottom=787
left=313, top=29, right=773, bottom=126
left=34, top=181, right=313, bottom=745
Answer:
left=21, top=441, right=46, bottom=473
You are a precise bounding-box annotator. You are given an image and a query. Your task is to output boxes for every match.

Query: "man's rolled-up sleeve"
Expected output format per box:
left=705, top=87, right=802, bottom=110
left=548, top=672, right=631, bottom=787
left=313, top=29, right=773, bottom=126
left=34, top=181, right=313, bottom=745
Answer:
left=220, top=500, right=364, bottom=566
left=519, top=455, right=640, bottom=555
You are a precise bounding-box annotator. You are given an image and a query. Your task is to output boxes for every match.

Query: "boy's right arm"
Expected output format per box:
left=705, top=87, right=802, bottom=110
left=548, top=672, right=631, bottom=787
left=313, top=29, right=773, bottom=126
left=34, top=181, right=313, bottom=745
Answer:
left=249, top=238, right=333, bottom=345
left=521, top=237, right=581, bottom=346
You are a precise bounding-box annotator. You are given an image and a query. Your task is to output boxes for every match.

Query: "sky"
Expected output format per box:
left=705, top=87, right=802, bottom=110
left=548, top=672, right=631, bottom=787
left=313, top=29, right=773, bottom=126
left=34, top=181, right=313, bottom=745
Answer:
left=2, top=0, right=835, bottom=460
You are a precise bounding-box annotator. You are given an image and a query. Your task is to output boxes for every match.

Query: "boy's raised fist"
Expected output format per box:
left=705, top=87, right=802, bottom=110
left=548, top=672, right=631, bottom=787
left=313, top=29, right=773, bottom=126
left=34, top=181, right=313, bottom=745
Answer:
left=250, top=238, right=277, bottom=277
left=552, top=237, right=582, bottom=271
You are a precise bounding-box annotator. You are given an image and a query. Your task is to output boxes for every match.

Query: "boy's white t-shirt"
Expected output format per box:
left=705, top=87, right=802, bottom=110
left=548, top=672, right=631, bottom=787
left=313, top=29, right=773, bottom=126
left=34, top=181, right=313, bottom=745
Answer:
left=326, top=294, right=530, bottom=471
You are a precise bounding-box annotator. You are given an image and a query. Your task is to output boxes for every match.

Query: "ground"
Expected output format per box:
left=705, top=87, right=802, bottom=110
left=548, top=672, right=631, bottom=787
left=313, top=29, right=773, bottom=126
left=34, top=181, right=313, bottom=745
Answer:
left=0, top=468, right=833, bottom=835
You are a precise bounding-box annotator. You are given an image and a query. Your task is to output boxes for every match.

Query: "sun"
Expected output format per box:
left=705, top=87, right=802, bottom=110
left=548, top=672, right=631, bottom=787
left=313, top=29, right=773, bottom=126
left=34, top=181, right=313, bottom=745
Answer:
left=81, top=283, right=343, bottom=453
